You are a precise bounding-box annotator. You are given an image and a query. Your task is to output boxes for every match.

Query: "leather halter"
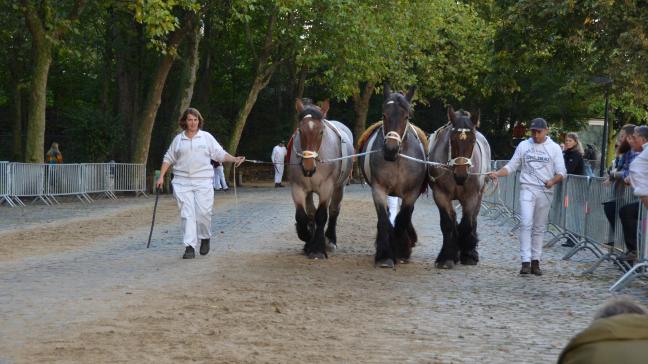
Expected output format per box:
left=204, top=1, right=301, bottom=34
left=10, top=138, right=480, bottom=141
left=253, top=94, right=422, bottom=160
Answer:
left=295, top=114, right=322, bottom=162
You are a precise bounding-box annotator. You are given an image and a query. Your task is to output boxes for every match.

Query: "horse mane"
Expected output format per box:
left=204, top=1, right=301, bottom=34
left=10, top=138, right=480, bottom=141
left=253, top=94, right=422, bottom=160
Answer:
left=298, top=105, right=324, bottom=121
left=357, top=120, right=429, bottom=152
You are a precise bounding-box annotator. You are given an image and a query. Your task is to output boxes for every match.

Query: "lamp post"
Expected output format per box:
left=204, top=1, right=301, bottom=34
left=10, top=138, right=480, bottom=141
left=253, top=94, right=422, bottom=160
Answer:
left=592, top=76, right=612, bottom=176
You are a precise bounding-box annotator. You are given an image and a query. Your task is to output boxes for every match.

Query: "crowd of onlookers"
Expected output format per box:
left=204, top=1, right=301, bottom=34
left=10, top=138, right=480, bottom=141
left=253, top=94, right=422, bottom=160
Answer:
left=559, top=125, right=648, bottom=263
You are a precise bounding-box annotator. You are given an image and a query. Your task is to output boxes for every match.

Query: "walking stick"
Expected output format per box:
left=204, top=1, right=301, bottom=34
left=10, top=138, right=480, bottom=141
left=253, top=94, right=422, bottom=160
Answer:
left=146, top=187, right=161, bottom=248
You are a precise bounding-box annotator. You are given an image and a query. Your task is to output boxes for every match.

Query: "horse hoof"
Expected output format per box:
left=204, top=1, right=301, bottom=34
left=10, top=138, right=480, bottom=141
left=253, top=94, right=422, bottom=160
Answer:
left=308, top=252, right=326, bottom=260
left=460, top=257, right=478, bottom=265
left=376, top=258, right=395, bottom=268
left=435, top=260, right=455, bottom=269
left=398, top=258, right=409, bottom=264
left=325, top=239, right=337, bottom=252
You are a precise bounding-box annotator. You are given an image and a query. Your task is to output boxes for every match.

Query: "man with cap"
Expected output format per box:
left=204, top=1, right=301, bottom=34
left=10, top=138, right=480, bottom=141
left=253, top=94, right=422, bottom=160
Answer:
left=488, top=118, right=567, bottom=275
left=271, top=141, right=288, bottom=187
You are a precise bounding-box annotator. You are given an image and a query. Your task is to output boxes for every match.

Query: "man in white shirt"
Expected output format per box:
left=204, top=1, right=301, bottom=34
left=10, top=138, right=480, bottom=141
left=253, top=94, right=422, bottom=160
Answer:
left=488, top=118, right=567, bottom=275
left=271, top=141, right=288, bottom=187
left=629, top=126, right=648, bottom=208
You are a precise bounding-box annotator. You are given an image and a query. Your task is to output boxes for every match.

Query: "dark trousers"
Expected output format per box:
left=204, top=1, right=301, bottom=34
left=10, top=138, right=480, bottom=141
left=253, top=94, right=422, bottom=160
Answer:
left=603, top=201, right=616, bottom=241
left=619, top=202, right=639, bottom=252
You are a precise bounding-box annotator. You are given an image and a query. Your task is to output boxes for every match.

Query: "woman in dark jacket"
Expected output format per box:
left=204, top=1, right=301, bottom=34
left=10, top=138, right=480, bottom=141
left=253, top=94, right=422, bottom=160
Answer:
left=563, top=132, right=585, bottom=175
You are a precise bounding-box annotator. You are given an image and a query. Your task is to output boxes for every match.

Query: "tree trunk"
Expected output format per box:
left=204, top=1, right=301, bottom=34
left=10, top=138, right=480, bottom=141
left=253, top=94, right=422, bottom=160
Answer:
left=24, top=39, right=52, bottom=163
left=131, top=13, right=197, bottom=164
left=352, top=81, right=375, bottom=143
left=174, top=21, right=202, bottom=124
left=10, top=82, right=23, bottom=161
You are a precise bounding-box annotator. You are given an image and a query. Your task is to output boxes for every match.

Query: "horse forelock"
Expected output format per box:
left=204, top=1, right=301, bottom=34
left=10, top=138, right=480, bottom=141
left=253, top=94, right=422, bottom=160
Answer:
left=298, top=106, right=323, bottom=121
left=384, top=93, right=411, bottom=113
left=452, top=110, right=474, bottom=129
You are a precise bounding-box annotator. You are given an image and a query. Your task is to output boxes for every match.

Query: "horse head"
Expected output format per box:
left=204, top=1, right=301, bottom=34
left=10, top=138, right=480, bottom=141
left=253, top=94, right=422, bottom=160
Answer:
left=295, top=98, right=329, bottom=177
left=447, top=106, right=479, bottom=185
left=382, top=83, right=415, bottom=161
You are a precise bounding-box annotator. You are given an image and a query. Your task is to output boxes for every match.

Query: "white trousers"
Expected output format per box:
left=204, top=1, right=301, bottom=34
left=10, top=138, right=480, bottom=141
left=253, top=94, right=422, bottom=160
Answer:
left=213, top=166, right=228, bottom=190
left=518, top=186, right=552, bottom=262
left=274, top=163, right=284, bottom=184
left=172, top=177, right=214, bottom=250
left=387, top=196, right=401, bottom=226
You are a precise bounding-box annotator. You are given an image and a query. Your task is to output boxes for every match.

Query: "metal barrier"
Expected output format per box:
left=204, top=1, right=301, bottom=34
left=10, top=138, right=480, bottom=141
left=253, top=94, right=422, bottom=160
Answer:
left=482, top=160, right=646, bottom=290
left=112, top=163, right=147, bottom=196
left=10, top=163, right=48, bottom=205
left=45, top=164, right=88, bottom=203
left=610, top=203, right=648, bottom=291
left=1, top=162, right=147, bottom=208
left=0, top=161, right=15, bottom=207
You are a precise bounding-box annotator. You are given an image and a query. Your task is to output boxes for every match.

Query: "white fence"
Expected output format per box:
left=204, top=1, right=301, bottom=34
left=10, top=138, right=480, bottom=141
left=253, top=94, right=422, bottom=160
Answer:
left=0, top=162, right=146, bottom=207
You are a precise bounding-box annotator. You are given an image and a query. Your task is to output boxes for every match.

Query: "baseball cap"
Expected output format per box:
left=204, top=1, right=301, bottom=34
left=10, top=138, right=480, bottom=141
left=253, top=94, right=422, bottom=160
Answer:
left=529, top=118, right=548, bottom=130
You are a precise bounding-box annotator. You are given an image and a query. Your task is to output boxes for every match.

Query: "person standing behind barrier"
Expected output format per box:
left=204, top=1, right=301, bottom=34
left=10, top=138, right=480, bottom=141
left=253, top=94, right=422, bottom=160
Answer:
left=488, top=118, right=566, bottom=276
left=211, top=160, right=228, bottom=191
left=271, top=141, right=287, bottom=187
left=629, top=126, right=648, bottom=209
left=45, top=142, right=63, bottom=164
left=557, top=297, right=648, bottom=364
left=156, top=108, right=245, bottom=259
left=563, top=132, right=585, bottom=176
left=616, top=126, right=648, bottom=262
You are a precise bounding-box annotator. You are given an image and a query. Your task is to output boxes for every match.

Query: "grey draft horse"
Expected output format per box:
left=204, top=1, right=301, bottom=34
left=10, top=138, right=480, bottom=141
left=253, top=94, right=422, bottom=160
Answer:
left=358, top=85, right=428, bottom=268
left=427, top=107, right=492, bottom=269
left=288, top=99, right=354, bottom=259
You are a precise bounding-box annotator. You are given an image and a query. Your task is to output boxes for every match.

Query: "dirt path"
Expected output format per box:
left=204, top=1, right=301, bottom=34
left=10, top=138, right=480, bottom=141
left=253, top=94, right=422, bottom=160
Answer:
left=0, top=186, right=646, bottom=363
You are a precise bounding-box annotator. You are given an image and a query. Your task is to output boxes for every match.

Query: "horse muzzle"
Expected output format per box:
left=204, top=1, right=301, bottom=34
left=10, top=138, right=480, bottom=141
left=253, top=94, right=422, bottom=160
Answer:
left=301, top=164, right=316, bottom=177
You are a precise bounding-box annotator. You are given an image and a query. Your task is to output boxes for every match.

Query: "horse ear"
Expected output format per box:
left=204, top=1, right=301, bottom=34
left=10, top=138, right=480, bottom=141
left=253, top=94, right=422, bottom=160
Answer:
left=405, top=85, right=416, bottom=102
left=383, top=81, right=391, bottom=99
left=447, top=105, right=456, bottom=124
left=471, top=109, right=481, bottom=128
left=295, top=98, right=304, bottom=113
left=321, top=99, right=330, bottom=118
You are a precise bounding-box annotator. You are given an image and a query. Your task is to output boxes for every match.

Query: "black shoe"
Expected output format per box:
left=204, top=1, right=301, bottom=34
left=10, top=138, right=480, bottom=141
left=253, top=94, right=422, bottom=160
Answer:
left=200, top=239, right=210, bottom=255
left=275, top=183, right=282, bottom=188
left=520, top=262, right=531, bottom=275
left=531, top=260, right=543, bottom=276
left=182, top=246, right=195, bottom=259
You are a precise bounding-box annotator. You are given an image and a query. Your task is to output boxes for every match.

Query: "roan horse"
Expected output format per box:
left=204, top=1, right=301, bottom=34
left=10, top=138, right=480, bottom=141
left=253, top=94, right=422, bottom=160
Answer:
left=358, top=85, right=428, bottom=268
left=288, top=99, right=354, bottom=259
left=427, top=107, right=491, bottom=269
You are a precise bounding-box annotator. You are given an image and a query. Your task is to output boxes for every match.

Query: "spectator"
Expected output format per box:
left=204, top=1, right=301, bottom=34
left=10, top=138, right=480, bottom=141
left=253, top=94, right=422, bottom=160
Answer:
left=211, top=160, right=228, bottom=191
left=616, top=125, right=648, bottom=262
left=603, top=124, right=636, bottom=246
left=45, top=142, right=63, bottom=164
left=563, top=132, right=585, bottom=175
left=271, top=141, right=288, bottom=188
left=557, top=297, right=648, bottom=364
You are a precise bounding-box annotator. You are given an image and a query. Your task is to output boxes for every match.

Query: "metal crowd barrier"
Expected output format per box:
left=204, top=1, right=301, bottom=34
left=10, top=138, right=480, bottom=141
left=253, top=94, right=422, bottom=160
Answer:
left=0, top=162, right=146, bottom=207
left=0, top=161, right=15, bottom=207
left=610, top=203, right=648, bottom=291
left=482, top=161, right=646, bottom=290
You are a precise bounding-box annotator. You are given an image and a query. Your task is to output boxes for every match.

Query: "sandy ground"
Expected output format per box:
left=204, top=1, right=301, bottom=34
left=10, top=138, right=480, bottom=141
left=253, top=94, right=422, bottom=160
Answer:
left=0, top=186, right=646, bottom=364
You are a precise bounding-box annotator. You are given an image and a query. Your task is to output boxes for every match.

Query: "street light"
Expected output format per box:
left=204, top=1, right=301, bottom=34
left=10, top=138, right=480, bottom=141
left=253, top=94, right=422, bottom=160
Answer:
left=591, top=76, right=613, bottom=176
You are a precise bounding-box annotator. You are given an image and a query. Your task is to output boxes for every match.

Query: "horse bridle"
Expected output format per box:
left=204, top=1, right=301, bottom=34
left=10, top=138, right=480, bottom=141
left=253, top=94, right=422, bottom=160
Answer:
left=382, top=100, right=409, bottom=149
left=448, top=127, right=474, bottom=168
left=296, top=114, right=323, bottom=164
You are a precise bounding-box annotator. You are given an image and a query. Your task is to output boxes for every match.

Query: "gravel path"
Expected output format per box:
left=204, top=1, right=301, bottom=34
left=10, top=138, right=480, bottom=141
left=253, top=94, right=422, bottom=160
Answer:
left=0, top=185, right=645, bottom=363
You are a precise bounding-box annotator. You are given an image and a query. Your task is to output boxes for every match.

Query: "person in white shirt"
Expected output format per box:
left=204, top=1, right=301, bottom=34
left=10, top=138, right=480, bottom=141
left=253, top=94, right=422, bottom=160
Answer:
left=271, top=141, right=288, bottom=187
left=488, top=118, right=567, bottom=275
left=617, top=125, right=648, bottom=262
left=156, top=108, right=245, bottom=259
left=211, top=160, right=228, bottom=191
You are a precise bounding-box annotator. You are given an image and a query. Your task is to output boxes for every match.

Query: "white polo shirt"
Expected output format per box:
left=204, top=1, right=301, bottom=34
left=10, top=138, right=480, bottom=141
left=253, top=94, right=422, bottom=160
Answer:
left=163, top=130, right=226, bottom=179
left=629, top=142, right=648, bottom=197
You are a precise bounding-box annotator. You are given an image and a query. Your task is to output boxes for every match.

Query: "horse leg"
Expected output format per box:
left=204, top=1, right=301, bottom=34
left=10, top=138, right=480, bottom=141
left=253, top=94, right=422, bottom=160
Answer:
left=434, top=192, right=459, bottom=269
left=306, top=192, right=316, bottom=236
left=393, top=203, right=415, bottom=263
left=324, top=185, right=344, bottom=252
left=372, top=187, right=395, bottom=268
left=305, top=201, right=329, bottom=259
left=292, top=188, right=312, bottom=247
left=458, top=196, right=482, bottom=265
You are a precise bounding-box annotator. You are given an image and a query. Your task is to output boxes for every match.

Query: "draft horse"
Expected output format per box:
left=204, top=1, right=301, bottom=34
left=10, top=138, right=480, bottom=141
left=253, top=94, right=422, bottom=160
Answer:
left=358, top=84, right=428, bottom=268
left=288, top=99, right=354, bottom=259
left=427, top=107, right=492, bottom=269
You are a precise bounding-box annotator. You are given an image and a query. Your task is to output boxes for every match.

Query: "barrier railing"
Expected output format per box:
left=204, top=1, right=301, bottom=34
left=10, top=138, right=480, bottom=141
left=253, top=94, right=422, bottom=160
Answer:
left=0, top=162, right=146, bottom=207
left=610, top=203, right=648, bottom=291
left=0, top=161, right=14, bottom=207
left=482, top=161, right=645, bottom=290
